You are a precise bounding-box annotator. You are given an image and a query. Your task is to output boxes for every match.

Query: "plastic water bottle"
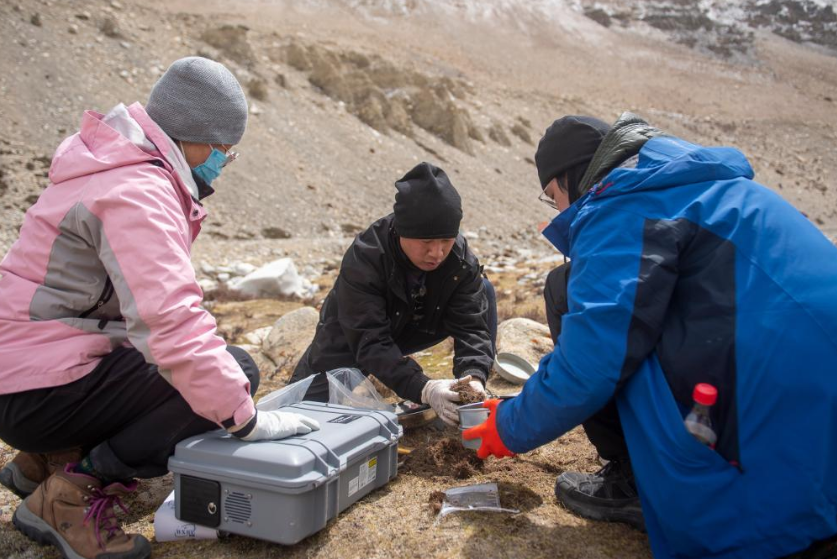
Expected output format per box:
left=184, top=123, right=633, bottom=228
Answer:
left=684, top=383, right=718, bottom=448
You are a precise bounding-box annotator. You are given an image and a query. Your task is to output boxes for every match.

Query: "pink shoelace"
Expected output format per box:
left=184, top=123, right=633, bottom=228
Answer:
left=82, top=487, right=130, bottom=550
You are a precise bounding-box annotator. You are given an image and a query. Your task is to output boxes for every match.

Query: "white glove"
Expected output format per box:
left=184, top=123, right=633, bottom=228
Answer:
left=239, top=410, right=321, bottom=442
left=469, top=379, right=487, bottom=400
left=422, top=376, right=474, bottom=426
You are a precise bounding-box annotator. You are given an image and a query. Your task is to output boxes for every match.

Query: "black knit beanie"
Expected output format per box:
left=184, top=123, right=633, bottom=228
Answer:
left=393, top=162, right=462, bottom=239
left=535, top=116, right=611, bottom=201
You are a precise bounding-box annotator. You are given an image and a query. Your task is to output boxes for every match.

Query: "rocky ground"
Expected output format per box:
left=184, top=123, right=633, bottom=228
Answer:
left=1, top=0, right=836, bottom=557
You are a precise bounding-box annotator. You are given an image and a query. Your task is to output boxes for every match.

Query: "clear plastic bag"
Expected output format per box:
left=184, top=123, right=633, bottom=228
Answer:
left=326, top=368, right=394, bottom=412
left=437, top=482, right=519, bottom=520
left=255, top=375, right=316, bottom=412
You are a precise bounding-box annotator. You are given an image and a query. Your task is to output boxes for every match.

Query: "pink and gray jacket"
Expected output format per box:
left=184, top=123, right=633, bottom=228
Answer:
left=0, top=102, right=255, bottom=429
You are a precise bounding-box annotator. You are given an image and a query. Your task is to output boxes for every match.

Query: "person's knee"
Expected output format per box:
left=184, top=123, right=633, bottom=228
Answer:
left=226, top=346, right=261, bottom=396
left=544, top=262, right=571, bottom=342
left=544, top=262, right=571, bottom=307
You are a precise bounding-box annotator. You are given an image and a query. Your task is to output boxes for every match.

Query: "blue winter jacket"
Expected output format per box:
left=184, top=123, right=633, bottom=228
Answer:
left=496, top=133, right=837, bottom=558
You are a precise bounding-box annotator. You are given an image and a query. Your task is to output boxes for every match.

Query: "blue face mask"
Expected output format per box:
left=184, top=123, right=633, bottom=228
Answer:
left=192, top=148, right=227, bottom=186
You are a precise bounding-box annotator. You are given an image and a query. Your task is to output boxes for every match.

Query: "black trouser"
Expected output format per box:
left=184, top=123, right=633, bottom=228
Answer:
left=544, top=263, right=629, bottom=462
left=0, top=346, right=259, bottom=480
left=290, top=277, right=499, bottom=403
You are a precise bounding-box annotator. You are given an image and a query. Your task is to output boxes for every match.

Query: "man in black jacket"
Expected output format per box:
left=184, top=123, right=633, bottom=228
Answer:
left=291, top=162, right=497, bottom=425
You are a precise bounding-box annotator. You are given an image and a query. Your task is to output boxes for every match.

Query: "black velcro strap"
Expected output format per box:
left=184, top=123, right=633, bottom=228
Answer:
left=230, top=412, right=258, bottom=439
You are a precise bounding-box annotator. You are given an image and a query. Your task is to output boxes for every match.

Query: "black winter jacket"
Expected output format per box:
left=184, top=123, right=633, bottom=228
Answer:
left=294, top=214, right=494, bottom=403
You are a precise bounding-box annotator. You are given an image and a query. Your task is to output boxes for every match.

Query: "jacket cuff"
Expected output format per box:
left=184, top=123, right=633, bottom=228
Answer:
left=405, top=372, right=432, bottom=404
left=221, top=397, right=256, bottom=430
left=230, top=412, right=259, bottom=439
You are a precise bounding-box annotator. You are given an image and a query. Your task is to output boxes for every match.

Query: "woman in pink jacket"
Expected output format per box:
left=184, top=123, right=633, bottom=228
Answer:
left=0, top=57, right=318, bottom=559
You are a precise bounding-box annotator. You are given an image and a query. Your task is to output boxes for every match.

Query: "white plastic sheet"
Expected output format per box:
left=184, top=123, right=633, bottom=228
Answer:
left=153, top=491, right=218, bottom=542
left=255, top=368, right=394, bottom=413
left=255, top=375, right=316, bottom=411
left=228, top=258, right=317, bottom=299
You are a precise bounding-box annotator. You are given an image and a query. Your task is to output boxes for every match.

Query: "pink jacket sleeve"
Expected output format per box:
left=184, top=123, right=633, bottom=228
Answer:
left=84, top=163, right=255, bottom=428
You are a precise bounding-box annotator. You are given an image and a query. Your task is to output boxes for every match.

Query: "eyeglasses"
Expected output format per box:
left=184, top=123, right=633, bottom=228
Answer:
left=538, top=188, right=558, bottom=210
left=214, top=145, right=239, bottom=168
left=221, top=150, right=239, bottom=168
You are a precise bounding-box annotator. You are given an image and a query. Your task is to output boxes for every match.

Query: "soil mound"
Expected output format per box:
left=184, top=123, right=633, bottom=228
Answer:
left=428, top=490, right=446, bottom=514
left=402, top=437, right=484, bottom=479
left=497, top=482, right=543, bottom=512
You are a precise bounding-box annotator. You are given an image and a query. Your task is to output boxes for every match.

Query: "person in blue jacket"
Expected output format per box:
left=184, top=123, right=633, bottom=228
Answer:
left=464, top=112, right=837, bottom=559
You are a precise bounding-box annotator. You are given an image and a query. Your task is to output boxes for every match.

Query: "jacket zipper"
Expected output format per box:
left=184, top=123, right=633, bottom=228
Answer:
left=421, top=256, right=468, bottom=330
left=79, top=277, right=114, bottom=319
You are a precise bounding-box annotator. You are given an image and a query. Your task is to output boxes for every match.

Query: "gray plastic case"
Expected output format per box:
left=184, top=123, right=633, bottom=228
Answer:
left=168, top=402, right=402, bottom=545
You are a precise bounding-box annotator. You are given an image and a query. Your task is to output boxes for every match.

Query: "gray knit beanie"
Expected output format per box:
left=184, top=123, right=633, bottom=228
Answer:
left=146, top=57, right=248, bottom=145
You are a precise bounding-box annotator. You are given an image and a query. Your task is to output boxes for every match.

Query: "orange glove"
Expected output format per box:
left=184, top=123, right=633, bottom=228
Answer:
left=462, top=399, right=516, bottom=459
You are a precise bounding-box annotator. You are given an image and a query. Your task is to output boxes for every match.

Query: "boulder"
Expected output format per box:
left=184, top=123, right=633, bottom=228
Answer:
left=261, top=226, right=292, bottom=239
left=496, top=317, right=553, bottom=372
left=233, top=344, right=278, bottom=377
left=198, top=278, right=218, bottom=294
left=232, top=262, right=257, bottom=276
left=262, top=307, right=319, bottom=379
left=243, top=326, right=272, bottom=346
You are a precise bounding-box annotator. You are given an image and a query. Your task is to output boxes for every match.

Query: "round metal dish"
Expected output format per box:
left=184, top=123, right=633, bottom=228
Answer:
left=457, top=402, right=489, bottom=428
left=395, top=400, right=437, bottom=430
left=493, top=352, right=536, bottom=385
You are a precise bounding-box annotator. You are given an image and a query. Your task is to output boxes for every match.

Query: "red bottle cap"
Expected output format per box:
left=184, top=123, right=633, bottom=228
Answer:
left=693, top=383, right=718, bottom=406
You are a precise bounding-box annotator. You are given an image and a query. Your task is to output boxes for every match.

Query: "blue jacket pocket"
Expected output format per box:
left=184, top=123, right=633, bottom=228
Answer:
left=617, top=356, right=748, bottom=558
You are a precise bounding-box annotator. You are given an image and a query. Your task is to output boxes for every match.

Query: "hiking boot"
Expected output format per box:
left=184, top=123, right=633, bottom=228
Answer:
left=554, top=459, right=646, bottom=532
left=12, top=464, right=151, bottom=559
left=0, top=448, right=83, bottom=498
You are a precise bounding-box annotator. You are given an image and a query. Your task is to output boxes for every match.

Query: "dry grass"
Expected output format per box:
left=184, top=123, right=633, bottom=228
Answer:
left=488, top=265, right=551, bottom=325
left=0, top=267, right=652, bottom=559
left=497, top=298, right=547, bottom=324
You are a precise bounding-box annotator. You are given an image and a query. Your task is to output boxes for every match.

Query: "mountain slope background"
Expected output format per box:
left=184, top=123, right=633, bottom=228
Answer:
left=1, top=0, right=836, bottom=262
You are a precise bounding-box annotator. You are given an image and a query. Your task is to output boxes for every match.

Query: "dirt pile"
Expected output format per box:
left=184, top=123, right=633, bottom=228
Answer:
left=402, top=437, right=484, bottom=479
left=497, top=482, right=543, bottom=513
left=428, top=490, right=446, bottom=514
left=451, top=377, right=484, bottom=404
